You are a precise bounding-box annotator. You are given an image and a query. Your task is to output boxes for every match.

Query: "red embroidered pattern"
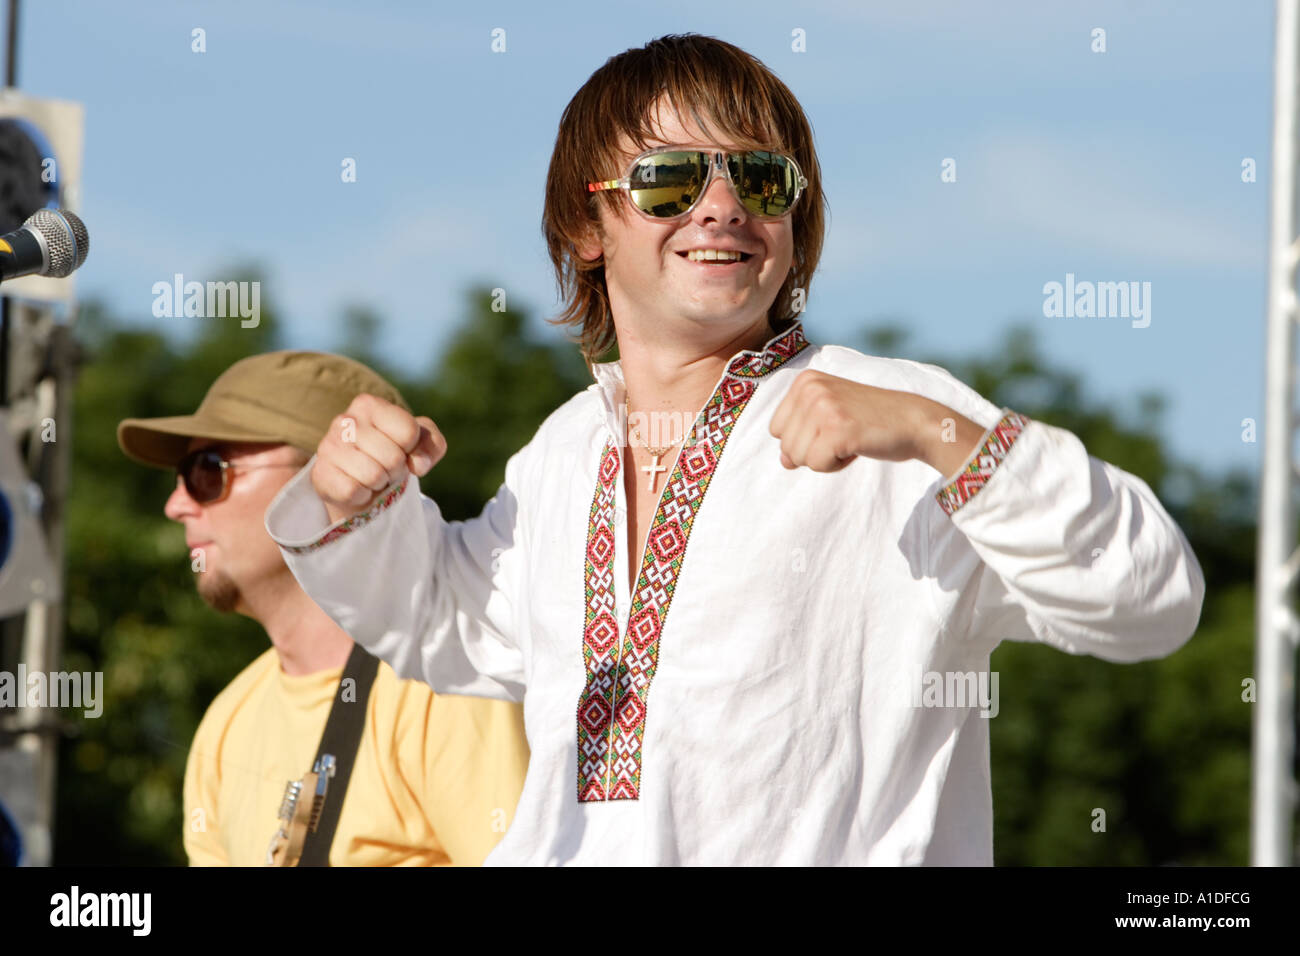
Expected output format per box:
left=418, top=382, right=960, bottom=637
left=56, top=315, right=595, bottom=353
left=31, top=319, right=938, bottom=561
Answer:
left=281, top=480, right=409, bottom=555
left=577, top=322, right=810, bottom=802
left=934, top=409, right=1030, bottom=516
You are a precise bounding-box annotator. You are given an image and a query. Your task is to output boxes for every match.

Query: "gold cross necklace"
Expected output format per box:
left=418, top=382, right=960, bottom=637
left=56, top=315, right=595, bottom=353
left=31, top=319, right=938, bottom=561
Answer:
left=624, top=398, right=686, bottom=492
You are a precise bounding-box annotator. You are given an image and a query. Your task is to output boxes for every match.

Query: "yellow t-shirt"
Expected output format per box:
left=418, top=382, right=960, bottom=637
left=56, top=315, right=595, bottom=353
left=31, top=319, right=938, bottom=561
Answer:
left=181, top=647, right=528, bottom=866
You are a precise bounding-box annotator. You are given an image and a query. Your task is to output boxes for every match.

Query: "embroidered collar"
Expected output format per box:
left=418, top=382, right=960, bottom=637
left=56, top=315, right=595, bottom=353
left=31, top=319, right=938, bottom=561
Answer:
left=587, top=319, right=810, bottom=423
left=576, top=318, right=810, bottom=803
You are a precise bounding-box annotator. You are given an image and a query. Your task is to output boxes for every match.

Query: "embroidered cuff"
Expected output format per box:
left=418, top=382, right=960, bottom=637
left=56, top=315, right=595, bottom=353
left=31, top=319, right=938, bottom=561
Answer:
left=934, top=409, right=1031, bottom=516
left=280, top=480, right=409, bottom=555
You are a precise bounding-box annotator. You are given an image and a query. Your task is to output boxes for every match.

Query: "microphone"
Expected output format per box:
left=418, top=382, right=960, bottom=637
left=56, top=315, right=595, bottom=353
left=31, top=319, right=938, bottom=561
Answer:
left=0, top=209, right=89, bottom=282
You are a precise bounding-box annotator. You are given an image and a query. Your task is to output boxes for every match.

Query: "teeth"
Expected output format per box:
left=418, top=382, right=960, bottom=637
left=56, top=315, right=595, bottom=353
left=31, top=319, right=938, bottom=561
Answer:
left=686, top=249, right=743, bottom=262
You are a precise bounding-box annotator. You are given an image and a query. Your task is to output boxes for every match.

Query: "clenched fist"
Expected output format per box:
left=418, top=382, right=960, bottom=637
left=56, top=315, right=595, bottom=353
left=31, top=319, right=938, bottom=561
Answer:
left=311, top=393, right=445, bottom=523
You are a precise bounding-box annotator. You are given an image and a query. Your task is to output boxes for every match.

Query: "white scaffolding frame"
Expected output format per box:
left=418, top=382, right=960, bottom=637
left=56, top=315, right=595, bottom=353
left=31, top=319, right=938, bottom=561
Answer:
left=1255, top=0, right=1300, bottom=868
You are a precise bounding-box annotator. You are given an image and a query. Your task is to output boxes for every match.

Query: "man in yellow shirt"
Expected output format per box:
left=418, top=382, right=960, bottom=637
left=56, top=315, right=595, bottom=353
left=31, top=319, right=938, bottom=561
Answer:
left=117, top=351, right=529, bottom=865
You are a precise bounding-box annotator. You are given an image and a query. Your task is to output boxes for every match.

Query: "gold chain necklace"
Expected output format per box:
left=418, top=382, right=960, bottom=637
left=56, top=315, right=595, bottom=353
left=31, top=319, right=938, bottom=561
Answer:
left=624, top=398, right=685, bottom=492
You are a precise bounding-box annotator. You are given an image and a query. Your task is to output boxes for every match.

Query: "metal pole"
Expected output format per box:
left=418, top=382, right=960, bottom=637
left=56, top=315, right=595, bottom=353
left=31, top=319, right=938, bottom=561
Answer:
left=5, top=0, right=18, bottom=88
left=0, top=0, right=13, bottom=408
left=1253, top=0, right=1300, bottom=868
left=15, top=304, right=71, bottom=866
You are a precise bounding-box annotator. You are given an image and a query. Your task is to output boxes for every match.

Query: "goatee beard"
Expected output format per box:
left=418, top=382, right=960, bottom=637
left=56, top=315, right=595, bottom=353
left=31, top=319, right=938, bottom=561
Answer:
left=196, top=569, right=241, bottom=614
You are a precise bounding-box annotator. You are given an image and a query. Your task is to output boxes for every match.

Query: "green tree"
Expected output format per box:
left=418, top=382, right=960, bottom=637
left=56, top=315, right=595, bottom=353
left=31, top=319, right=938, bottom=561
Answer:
left=404, top=288, right=591, bottom=519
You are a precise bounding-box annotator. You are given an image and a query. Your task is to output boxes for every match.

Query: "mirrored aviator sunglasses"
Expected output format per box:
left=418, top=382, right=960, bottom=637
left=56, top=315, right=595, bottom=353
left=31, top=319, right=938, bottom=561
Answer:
left=587, top=148, right=808, bottom=221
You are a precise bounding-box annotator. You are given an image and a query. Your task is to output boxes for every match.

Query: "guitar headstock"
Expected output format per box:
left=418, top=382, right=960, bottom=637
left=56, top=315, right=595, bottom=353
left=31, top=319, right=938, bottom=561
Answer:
left=265, top=753, right=338, bottom=867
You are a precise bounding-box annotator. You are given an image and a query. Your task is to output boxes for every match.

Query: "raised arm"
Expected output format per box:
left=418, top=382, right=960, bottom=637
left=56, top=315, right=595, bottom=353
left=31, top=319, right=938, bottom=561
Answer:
left=264, top=394, right=530, bottom=701
left=916, top=375, right=1205, bottom=662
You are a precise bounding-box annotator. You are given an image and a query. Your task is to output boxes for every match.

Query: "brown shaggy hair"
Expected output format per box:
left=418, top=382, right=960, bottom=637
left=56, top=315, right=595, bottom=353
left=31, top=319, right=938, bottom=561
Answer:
left=541, top=34, right=828, bottom=368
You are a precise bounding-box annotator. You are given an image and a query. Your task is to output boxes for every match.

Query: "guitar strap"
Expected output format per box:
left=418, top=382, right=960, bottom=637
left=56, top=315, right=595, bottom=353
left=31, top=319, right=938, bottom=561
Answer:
left=297, top=642, right=381, bottom=867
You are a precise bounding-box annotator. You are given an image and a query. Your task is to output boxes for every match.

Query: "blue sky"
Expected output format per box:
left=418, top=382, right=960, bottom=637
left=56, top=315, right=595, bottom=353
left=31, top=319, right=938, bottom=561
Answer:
left=22, top=0, right=1272, bottom=477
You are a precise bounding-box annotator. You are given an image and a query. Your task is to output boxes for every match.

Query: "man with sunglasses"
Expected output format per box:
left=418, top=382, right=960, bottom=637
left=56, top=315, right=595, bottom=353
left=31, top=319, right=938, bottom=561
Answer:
left=265, top=35, right=1204, bottom=865
left=117, top=350, right=529, bottom=865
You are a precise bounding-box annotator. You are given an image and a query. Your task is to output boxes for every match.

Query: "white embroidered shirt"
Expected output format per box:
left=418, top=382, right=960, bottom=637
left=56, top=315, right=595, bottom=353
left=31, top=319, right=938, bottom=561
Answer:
left=264, top=320, right=1204, bottom=865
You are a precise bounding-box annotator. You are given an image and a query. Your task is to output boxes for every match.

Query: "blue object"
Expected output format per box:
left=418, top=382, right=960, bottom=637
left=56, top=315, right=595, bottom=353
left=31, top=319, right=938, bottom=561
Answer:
left=0, top=798, right=22, bottom=866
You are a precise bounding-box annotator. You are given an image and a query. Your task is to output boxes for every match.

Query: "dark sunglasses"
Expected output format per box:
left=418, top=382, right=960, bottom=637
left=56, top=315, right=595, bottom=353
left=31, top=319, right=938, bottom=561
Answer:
left=586, top=146, right=808, bottom=221
left=177, top=448, right=300, bottom=505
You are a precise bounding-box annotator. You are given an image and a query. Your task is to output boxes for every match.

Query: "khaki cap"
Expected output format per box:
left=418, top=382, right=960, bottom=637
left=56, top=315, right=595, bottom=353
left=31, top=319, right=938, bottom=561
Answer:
left=116, top=350, right=411, bottom=469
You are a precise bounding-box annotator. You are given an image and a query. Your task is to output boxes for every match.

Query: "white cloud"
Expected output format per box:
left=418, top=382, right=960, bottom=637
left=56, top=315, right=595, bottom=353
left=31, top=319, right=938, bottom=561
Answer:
left=974, top=131, right=1260, bottom=269
left=818, top=129, right=1260, bottom=274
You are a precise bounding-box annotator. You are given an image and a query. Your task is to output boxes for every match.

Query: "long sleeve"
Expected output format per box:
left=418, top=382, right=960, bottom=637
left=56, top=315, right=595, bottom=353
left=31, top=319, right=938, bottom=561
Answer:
left=263, top=446, right=533, bottom=702
left=926, top=408, right=1205, bottom=662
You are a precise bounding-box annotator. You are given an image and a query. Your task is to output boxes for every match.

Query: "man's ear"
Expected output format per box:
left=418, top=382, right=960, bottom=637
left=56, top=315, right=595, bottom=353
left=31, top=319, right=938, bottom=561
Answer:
left=575, top=218, right=606, bottom=262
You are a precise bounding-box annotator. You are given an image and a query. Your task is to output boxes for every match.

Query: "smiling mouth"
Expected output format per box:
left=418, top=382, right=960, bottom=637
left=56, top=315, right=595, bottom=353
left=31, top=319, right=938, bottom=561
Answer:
left=676, top=251, right=754, bottom=264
